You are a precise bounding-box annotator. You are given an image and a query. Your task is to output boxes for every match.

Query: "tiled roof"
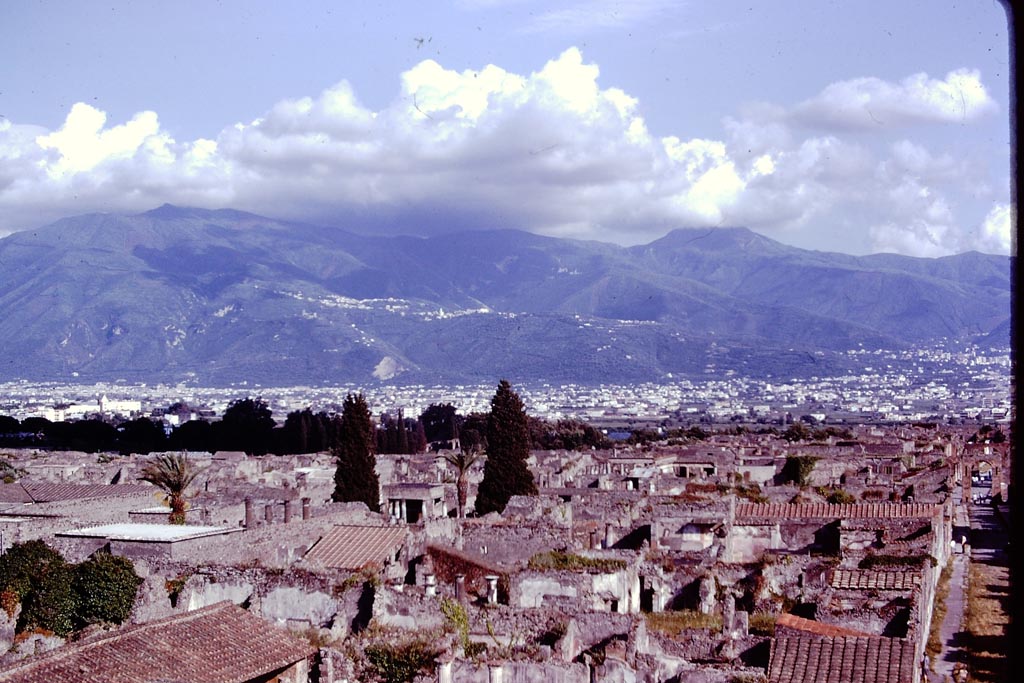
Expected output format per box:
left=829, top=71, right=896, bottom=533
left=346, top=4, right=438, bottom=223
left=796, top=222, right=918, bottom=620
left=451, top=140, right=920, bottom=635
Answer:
left=768, top=634, right=915, bottom=683
left=303, top=524, right=408, bottom=570
left=0, top=481, right=151, bottom=504
left=0, top=485, right=33, bottom=504
left=830, top=569, right=921, bottom=591
left=736, top=502, right=939, bottom=521
left=0, top=601, right=315, bottom=683
left=775, top=613, right=874, bottom=638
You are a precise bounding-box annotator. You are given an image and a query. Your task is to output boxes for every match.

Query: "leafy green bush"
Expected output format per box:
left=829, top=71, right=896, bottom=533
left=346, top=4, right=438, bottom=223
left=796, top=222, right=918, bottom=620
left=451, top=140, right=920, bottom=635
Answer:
left=365, top=636, right=441, bottom=683
left=0, top=541, right=143, bottom=637
left=73, top=552, right=143, bottom=627
left=780, top=456, right=819, bottom=486
left=815, top=486, right=856, bottom=504
left=0, top=540, right=62, bottom=603
left=13, top=552, right=76, bottom=637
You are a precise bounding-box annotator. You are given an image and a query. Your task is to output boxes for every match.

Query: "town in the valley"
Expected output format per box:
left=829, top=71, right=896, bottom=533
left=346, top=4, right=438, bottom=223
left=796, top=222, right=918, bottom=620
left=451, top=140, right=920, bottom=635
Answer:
left=0, top=353, right=1012, bottom=683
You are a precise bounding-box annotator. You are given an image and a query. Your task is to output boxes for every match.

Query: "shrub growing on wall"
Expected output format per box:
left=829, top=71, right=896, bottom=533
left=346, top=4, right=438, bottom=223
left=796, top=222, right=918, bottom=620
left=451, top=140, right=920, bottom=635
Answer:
left=73, top=552, right=143, bottom=627
left=6, top=545, right=78, bottom=637
left=0, top=541, right=143, bottom=638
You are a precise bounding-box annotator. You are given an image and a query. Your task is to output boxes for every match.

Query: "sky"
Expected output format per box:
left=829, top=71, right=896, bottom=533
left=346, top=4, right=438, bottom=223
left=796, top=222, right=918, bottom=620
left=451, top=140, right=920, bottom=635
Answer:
left=0, top=0, right=1013, bottom=256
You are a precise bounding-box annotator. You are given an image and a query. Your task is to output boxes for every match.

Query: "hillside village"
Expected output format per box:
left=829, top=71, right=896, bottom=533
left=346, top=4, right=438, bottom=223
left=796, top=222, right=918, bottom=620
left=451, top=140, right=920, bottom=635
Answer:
left=0, top=414, right=1010, bottom=683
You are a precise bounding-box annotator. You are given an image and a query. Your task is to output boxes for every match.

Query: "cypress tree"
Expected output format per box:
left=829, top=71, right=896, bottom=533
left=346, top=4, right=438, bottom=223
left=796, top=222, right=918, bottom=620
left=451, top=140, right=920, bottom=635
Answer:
left=397, top=408, right=409, bottom=454
left=474, top=380, right=537, bottom=515
left=332, top=393, right=380, bottom=512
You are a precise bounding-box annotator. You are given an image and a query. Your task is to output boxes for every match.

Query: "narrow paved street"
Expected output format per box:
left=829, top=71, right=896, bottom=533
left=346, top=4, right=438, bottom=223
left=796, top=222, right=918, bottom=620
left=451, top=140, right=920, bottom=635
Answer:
left=927, top=486, right=970, bottom=683
left=927, top=478, right=1009, bottom=683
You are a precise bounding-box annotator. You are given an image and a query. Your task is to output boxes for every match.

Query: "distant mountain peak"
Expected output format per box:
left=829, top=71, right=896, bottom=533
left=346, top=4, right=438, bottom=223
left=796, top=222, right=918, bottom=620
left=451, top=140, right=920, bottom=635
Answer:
left=0, top=207, right=1010, bottom=384
left=138, top=204, right=261, bottom=222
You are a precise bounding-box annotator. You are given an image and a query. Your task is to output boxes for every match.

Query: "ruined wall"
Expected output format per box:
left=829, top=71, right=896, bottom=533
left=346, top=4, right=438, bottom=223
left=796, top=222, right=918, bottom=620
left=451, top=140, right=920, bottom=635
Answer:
left=511, top=568, right=640, bottom=614
left=461, top=522, right=573, bottom=567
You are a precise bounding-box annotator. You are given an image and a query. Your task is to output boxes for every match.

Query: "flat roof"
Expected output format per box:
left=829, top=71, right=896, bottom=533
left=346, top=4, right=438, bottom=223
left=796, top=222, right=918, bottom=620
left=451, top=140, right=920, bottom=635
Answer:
left=58, top=523, right=235, bottom=542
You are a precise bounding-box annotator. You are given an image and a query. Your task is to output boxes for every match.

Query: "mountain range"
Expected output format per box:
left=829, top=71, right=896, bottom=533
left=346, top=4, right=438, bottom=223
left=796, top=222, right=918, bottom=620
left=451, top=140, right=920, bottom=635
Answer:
left=0, top=205, right=1011, bottom=385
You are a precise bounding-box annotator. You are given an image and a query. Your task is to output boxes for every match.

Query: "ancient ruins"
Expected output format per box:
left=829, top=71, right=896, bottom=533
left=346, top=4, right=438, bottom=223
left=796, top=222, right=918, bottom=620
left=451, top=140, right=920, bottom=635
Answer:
left=0, top=422, right=1009, bottom=683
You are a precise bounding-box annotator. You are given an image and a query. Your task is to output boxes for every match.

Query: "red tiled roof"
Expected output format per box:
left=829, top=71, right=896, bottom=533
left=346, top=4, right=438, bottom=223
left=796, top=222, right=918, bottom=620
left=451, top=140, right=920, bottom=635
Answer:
left=736, top=502, right=939, bottom=521
left=0, top=601, right=315, bottom=683
left=775, top=613, right=874, bottom=638
left=303, top=524, right=408, bottom=570
left=0, top=481, right=151, bottom=504
left=830, top=569, right=921, bottom=591
left=768, top=634, right=915, bottom=683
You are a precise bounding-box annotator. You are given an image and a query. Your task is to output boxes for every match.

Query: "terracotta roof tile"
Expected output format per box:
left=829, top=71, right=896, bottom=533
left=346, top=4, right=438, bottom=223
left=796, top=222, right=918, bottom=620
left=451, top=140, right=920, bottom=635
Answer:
left=775, top=613, right=874, bottom=638
left=736, top=502, right=939, bottom=521
left=0, top=481, right=152, bottom=504
left=0, top=601, right=315, bottom=683
left=768, top=634, right=915, bottom=683
left=830, top=569, right=921, bottom=591
left=303, top=524, right=408, bottom=570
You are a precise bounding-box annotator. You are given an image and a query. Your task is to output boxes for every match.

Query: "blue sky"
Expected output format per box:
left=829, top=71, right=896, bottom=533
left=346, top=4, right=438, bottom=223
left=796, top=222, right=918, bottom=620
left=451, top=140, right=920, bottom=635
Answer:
left=0, top=0, right=1012, bottom=256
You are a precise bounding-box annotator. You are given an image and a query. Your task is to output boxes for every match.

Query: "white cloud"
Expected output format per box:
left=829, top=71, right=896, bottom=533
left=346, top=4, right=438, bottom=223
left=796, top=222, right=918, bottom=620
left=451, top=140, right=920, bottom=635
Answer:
left=868, top=177, right=958, bottom=257
left=0, top=53, right=1009, bottom=257
left=793, top=68, right=998, bottom=129
left=972, top=203, right=1014, bottom=255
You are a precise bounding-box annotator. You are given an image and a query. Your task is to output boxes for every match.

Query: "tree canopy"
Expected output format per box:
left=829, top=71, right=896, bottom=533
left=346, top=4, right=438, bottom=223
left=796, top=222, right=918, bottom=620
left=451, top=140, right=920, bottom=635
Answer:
left=139, top=453, right=203, bottom=524
left=215, top=397, right=275, bottom=454
left=331, top=393, right=380, bottom=512
left=474, top=380, right=537, bottom=515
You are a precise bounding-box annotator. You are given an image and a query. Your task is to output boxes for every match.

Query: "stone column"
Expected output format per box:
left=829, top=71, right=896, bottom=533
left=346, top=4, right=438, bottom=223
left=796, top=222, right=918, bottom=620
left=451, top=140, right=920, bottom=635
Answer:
left=283, top=500, right=293, bottom=523
left=244, top=497, right=254, bottom=528
left=733, top=610, right=749, bottom=638
left=264, top=504, right=273, bottom=524
left=588, top=529, right=597, bottom=550
left=722, top=593, right=736, bottom=634
left=604, top=523, right=615, bottom=549
left=487, top=662, right=503, bottom=683
left=455, top=575, right=466, bottom=604
left=425, top=574, right=437, bottom=597
left=301, top=497, right=311, bottom=520
left=484, top=575, right=499, bottom=604
left=436, top=659, right=453, bottom=683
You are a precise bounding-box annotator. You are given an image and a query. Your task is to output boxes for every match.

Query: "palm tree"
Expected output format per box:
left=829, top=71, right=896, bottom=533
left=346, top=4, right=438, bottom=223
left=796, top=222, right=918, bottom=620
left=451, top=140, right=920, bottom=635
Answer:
left=138, top=453, right=202, bottom=524
left=443, top=447, right=481, bottom=519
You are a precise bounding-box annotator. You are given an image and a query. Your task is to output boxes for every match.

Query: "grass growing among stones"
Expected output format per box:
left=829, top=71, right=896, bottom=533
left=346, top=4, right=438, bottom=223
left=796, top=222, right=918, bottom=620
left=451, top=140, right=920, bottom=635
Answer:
left=748, top=612, right=776, bottom=637
left=526, top=551, right=627, bottom=572
left=925, top=558, right=954, bottom=662
left=964, top=559, right=1009, bottom=683
left=645, top=610, right=722, bottom=636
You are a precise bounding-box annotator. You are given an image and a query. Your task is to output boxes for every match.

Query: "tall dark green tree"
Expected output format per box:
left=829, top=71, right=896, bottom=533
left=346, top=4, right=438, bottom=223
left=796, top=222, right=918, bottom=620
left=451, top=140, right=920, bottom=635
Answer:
left=332, top=394, right=380, bottom=512
left=474, top=380, right=537, bottom=515
left=215, top=397, right=275, bottom=454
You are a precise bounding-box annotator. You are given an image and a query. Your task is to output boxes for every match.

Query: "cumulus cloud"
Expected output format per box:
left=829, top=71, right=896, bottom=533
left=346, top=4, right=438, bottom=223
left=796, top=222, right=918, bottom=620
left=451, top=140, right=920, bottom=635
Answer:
left=868, top=177, right=959, bottom=258
left=973, top=203, right=1014, bottom=255
left=0, top=51, right=1009, bottom=257
left=792, top=68, right=998, bottom=129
